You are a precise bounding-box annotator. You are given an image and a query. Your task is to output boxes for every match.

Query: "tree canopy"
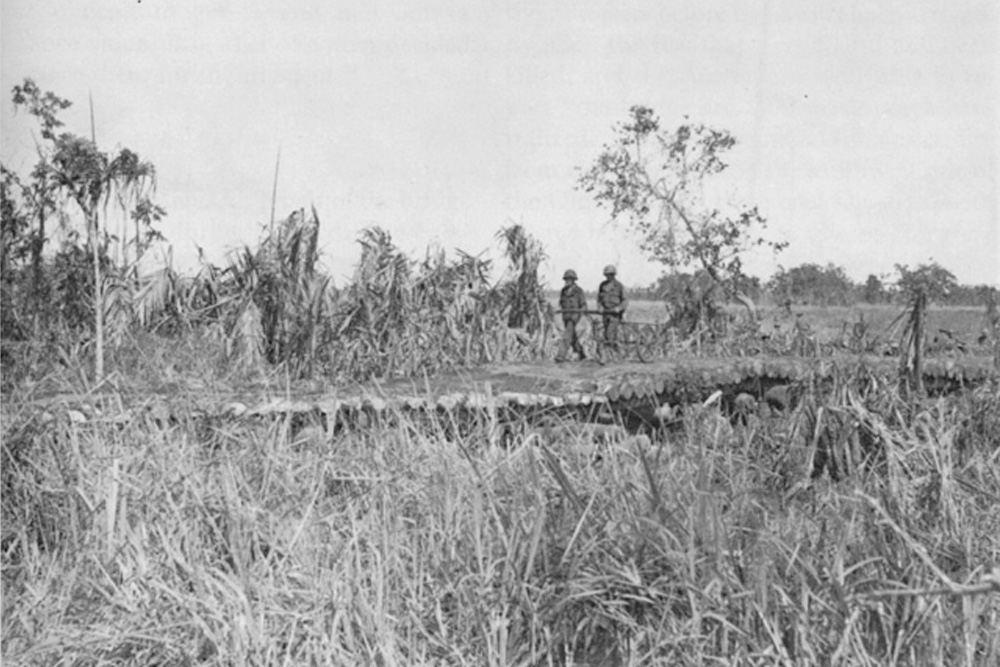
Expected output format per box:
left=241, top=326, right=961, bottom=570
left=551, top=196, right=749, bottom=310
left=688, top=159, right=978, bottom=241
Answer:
left=4, top=78, right=162, bottom=377
left=768, top=263, right=855, bottom=306
left=895, top=261, right=958, bottom=305
left=577, top=106, right=786, bottom=301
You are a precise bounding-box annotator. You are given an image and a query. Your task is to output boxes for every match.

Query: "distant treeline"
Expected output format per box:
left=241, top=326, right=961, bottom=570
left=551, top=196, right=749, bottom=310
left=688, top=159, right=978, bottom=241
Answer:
left=621, top=262, right=996, bottom=307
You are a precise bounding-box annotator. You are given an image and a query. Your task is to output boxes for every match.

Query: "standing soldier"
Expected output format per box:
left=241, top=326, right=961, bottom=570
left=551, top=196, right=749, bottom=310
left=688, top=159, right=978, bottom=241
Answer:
left=556, top=269, right=587, bottom=362
left=598, top=265, right=628, bottom=351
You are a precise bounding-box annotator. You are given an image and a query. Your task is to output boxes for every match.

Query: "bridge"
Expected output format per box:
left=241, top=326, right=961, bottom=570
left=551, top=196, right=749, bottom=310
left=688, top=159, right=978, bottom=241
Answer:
left=14, top=355, right=997, bottom=432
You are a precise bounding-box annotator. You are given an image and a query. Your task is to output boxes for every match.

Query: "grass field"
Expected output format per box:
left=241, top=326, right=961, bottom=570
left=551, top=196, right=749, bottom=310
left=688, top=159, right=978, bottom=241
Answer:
left=3, top=337, right=999, bottom=665
left=4, top=183, right=998, bottom=664
left=621, top=300, right=986, bottom=336
left=618, top=300, right=990, bottom=351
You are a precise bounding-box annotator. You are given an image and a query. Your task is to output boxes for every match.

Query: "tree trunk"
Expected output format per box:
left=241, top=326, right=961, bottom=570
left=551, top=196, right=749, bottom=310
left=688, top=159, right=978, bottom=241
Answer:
left=90, top=207, right=104, bottom=380
left=31, top=207, right=46, bottom=332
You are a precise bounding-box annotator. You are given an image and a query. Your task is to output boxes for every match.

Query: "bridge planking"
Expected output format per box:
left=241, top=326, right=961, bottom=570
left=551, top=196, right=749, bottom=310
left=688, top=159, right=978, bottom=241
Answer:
left=12, top=355, right=997, bottom=427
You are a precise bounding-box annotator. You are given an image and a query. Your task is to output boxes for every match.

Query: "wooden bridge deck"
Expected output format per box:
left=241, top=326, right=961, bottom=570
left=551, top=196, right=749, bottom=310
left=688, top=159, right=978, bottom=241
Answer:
left=9, top=355, right=996, bottom=426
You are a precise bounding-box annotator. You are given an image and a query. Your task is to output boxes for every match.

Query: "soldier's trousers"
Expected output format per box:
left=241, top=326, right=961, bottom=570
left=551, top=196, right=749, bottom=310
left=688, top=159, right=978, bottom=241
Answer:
left=557, top=319, right=585, bottom=360
left=603, top=313, right=622, bottom=349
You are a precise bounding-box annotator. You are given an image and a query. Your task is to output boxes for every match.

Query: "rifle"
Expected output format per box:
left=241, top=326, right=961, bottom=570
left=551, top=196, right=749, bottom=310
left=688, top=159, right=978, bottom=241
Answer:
left=555, top=309, right=624, bottom=316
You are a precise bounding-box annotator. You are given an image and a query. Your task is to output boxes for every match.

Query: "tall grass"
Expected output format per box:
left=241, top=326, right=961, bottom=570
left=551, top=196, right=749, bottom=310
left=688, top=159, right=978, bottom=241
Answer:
left=3, top=374, right=998, bottom=665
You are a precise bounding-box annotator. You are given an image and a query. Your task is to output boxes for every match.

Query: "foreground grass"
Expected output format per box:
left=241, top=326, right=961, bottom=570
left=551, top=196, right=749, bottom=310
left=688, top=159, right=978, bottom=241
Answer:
left=2, top=381, right=999, bottom=665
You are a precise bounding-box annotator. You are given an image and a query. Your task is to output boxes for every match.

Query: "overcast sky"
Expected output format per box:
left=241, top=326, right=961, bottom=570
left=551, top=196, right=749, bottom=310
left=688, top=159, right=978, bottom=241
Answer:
left=2, top=0, right=997, bottom=287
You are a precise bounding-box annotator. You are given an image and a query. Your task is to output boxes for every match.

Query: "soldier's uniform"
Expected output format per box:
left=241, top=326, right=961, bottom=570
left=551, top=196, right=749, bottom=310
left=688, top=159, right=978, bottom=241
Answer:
left=556, top=270, right=587, bottom=362
left=598, top=265, right=627, bottom=349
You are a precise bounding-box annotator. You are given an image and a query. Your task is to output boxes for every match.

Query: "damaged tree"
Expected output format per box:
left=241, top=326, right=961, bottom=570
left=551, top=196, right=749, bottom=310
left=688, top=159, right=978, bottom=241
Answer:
left=577, top=106, right=785, bottom=334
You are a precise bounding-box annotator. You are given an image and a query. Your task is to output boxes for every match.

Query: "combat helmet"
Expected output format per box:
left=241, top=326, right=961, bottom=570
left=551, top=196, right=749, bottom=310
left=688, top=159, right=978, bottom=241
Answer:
left=563, top=269, right=578, bottom=281
left=603, top=264, right=617, bottom=276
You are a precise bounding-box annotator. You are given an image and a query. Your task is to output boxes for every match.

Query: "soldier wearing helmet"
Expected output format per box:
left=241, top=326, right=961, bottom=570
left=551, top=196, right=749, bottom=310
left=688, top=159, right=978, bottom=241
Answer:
left=598, top=264, right=628, bottom=351
left=556, top=269, right=587, bottom=362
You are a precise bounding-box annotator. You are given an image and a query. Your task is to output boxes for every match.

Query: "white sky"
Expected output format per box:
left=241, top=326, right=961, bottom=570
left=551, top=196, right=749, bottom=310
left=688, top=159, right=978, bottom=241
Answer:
left=2, top=0, right=998, bottom=288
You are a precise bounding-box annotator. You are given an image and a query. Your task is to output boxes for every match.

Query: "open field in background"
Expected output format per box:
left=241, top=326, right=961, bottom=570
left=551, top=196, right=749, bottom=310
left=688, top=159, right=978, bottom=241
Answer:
left=749, top=304, right=988, bottom=343
left=548, top=297, right=991, bottom=357
left=616, top=300, right=989, bottom=342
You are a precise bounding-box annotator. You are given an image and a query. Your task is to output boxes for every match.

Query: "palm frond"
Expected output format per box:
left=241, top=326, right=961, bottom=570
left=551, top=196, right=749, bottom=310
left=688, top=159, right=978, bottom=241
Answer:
left=133, top=266, right=177, bottom=328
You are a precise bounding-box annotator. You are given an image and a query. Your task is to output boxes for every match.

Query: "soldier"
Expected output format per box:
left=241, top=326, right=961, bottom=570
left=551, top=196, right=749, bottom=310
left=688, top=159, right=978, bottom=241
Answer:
left=598, top=265, right=628, bottom=350
left=556, top=269, right=587, bottom=362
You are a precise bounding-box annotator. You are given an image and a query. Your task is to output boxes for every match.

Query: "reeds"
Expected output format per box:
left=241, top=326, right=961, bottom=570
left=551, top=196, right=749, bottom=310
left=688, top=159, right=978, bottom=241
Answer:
left=3, top=372, right=998, bottom=665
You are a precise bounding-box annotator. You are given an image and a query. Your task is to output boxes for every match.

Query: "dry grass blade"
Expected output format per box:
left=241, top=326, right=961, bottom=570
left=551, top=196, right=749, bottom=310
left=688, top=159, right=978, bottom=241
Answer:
left=857, top=492, right=959, bottom=593
left=538, top=440, right=583, bottom=513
